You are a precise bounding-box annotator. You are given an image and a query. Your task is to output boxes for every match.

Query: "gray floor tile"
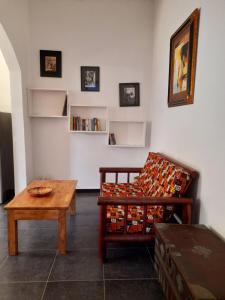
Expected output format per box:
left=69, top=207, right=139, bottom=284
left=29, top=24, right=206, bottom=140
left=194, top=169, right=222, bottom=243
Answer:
left=18, top=225, right=98, bottom=252
left=0, top=192, right=164, bottom=299
left=19, top=229, right=58, bottom=251
left=104, top=248, right=156, bottom=279
left=70, top=213, right=99, bottom=227
left=43, top=281, right=104, bottom=300
left=147, top=246, right=155, bottom=261
left=76, top=192, right=99, bottom=198
left=0, top=250, right=56, bottom=282
left=0, top=214, right=7, bottom=229
left=68, top=225, right=98, bottom=250
left=76, top=196, right=99, bottom=215
left=105, top=279, right=165, bottom=300
left=0, top=229, right=7, bottom=248
left=0, top=204, right=6, bottom=215
left=49, top=248, right=102, bottom=281
left=0, top=229, right=8, bottom=265
left=0, top=282, right=45, bottom=300
left=107, top=242, right=148, bottom=249
left=0, top=250, right=8, bottom=266
left=18, top=220, right=57, bottom=230
left=18, top=215, right=76, bottom=230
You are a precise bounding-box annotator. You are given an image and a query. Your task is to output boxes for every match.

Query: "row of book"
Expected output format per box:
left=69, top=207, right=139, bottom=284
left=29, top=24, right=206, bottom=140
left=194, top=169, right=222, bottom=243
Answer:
left=71, top=116, right=102, bottom=131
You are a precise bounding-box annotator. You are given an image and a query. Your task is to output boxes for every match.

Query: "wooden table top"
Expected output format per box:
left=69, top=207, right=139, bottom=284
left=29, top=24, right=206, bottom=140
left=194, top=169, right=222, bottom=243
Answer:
left=5, top=180, right=77, bottom=210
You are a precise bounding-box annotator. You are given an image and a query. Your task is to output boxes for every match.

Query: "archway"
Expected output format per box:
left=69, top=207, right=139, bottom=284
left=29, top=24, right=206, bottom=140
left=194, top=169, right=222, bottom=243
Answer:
left=0, top=23, right=27, bottom=194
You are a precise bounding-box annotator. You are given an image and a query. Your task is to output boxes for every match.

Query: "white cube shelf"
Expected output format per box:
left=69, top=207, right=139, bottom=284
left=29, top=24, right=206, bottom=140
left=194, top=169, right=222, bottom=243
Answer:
left=28, top=89, right=68, bottom=118
left=69, top=105, right=108, bottom=133
left=108, top=120, right=146, bottom=147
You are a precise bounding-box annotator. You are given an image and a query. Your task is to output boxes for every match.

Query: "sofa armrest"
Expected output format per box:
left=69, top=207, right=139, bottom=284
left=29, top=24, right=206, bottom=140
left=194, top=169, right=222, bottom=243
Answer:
left=99, top=167, right=142, bottom=173
left=98, top=196, right=193, bottom=224
left=98, top=196, right=192, bottom=206
left=99, top=167, right=142, bottom=185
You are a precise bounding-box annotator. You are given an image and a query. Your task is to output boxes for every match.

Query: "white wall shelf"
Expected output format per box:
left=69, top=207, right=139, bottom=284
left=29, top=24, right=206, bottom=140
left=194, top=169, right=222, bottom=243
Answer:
left=69, top=105, right=108, bottom=133
left=69, top=130, right=108, bottom=134
left=30, top=115, right=68, bottom=118
left=107, top=144, right=145, bottom=148
left=108, top=120, right=146, bottom=148
left=28, top=94, right=146, bottom=146
left=27, top=88, right=68, bottom=118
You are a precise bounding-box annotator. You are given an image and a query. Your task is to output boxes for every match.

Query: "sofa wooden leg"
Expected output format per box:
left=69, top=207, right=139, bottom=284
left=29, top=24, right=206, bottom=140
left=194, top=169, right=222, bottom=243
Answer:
left=99, top=237, right=106, bottom=262
left=99, top=205, right=106, bottom=262
left=182, top=203, right=192, bottom=224
left=102, top=242, right=107, bottom=263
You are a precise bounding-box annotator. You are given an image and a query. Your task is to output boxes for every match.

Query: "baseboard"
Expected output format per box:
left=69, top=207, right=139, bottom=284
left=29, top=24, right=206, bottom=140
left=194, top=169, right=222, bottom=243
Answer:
left=76, top=189, right=100, bottom=193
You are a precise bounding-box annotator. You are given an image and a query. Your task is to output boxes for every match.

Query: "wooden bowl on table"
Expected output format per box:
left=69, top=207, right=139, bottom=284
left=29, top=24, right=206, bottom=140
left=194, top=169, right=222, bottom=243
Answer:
left=27, top=186, right=53, bottom=197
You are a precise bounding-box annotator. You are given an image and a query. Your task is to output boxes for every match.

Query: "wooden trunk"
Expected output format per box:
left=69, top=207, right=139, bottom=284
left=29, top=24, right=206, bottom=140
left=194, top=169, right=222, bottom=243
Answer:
left=154, top=224, right=225, bottom=300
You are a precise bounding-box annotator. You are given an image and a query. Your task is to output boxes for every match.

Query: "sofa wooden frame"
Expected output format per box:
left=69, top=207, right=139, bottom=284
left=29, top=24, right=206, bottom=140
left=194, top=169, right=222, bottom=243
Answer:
left=98, top=153, right=198, bottom=261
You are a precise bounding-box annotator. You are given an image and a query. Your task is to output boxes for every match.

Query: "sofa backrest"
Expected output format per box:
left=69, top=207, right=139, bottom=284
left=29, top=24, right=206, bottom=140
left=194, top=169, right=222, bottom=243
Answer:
left=137, top=152, right=197, bottom=197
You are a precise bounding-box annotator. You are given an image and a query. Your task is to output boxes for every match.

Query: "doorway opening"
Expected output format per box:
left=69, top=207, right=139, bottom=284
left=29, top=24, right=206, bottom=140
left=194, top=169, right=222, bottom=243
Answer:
left=0, top=49, right=14, bottom=203
left=0, top=23, right=27, bottom=202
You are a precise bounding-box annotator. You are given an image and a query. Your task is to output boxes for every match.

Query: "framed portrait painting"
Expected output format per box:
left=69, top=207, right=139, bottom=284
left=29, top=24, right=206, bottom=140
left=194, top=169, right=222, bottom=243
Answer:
left=81, top=66, right=100, bottom=92
left=40, top=50, right=62, bottom=77
left=168, top=9, right=200, bottom=107
left=119, top=83, right=140, bottom=107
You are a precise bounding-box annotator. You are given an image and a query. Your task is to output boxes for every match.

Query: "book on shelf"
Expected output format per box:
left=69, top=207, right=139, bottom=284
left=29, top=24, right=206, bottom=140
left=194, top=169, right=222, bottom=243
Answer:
left=70, top=116, right=102, bottom=131
left=62, top=94, right=67, bottom=116
left=109, top=133, right=116, bottom=145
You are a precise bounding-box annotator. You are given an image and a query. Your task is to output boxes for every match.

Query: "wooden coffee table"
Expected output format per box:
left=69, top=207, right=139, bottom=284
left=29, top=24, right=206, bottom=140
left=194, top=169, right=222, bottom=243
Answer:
left=4, top=180, right=77, bottom=255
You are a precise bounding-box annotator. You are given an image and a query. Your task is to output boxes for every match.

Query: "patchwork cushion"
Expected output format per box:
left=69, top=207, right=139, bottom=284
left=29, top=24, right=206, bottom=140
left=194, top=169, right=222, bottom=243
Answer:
left=106, top=204, right=125, bottom=233
left=127, top=205, right=144, bottom=233
left=102, top=182, right=143, bottom=197
left=102, top=153, right=192, bottom=234
left=136, top=153, right=191, bottom=197
left=102, top=183, right=144, bottom=233
left=102, top=182, right=164, bottom=234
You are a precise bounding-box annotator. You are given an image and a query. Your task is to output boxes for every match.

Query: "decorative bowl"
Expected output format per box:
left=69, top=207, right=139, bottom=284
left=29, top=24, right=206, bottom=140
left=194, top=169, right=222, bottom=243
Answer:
left=27, top=186, right=53, bottom=197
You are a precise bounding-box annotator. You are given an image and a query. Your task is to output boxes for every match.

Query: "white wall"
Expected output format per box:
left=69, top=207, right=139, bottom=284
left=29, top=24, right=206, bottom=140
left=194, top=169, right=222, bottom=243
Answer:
left=0, top=49, right=11, bottom=113
left=28, top=0, right=153, bottom=188
left=149, top=0, right=225, bottom=237
left=0, top=0, right=32, bottom=192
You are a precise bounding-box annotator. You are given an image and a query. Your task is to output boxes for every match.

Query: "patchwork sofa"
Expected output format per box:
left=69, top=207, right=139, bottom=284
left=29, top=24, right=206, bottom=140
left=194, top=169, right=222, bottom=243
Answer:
left=98, top=152, right=198, bottom=261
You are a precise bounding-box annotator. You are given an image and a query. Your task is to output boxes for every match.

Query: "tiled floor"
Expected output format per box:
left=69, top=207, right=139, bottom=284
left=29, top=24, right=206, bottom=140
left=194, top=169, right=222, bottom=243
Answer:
left=0, top=192, right=165, bottom=300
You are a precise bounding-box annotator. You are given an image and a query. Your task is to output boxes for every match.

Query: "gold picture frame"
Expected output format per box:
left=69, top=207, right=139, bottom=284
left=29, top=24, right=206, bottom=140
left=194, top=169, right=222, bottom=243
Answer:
left=168, top=9, right=200, bottom=107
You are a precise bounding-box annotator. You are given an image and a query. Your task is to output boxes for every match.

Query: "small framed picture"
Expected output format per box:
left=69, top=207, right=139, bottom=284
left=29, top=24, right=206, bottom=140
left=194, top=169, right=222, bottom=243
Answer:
left=81, top=66, right=100, bottom=92
left=119, top=83, right=140, bottom=107
left=40, top=50, right=62, bottom=77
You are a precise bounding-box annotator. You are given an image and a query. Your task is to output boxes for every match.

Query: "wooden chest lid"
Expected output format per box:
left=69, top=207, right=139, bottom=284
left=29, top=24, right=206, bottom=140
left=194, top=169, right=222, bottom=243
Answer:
left=155, top=224, right=225, bottom=299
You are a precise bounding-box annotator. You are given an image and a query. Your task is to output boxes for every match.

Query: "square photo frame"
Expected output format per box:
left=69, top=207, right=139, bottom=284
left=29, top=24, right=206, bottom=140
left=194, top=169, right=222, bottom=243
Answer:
left=40, top=50, right=62, bottom=78
left=119, top=83, right=140, bottom=107
left=81, top=66, right=100, bottom=92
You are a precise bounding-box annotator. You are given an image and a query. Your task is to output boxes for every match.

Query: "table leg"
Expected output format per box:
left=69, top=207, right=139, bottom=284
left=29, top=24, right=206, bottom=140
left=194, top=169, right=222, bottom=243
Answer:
left=58, top=210, right=66, bottom=255
left=70, top=191, right=76, bottom=215
left=7, top=211, right=18, bottom=256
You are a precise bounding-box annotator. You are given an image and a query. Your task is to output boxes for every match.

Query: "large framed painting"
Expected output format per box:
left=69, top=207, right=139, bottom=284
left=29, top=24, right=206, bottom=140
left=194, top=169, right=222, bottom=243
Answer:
left=40, top=50, right=62, bottom=77
left=168, top=9, right=200, bottom=107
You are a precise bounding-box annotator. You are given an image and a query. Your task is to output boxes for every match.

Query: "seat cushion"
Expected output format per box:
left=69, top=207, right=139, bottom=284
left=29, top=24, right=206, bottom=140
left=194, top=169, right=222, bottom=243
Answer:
left=101, top=182, right=143, bottom=197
